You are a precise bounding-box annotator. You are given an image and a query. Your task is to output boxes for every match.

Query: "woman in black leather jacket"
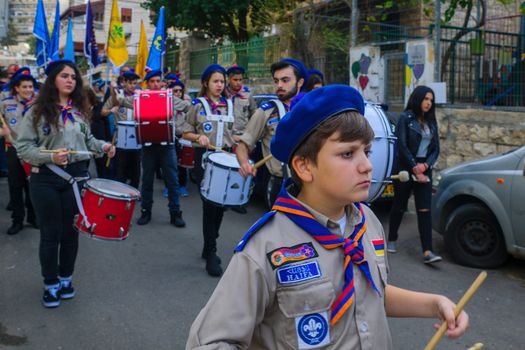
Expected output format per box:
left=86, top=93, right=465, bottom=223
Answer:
left=387, top=85, right=442, bottom=264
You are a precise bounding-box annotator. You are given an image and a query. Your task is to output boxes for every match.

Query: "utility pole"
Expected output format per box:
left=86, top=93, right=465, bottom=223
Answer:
left=433, top=0, right=441, bottom=82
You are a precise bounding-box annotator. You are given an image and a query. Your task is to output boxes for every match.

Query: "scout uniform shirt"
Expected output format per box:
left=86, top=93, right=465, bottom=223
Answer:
left=186, top=192, right=391, bottom=350
left=182, top=97, right=236, bottom=149
left=226, top=85, right=257, bottom=136
left=239, top=101, right=288, bottom=177
left=0, top=94, right=32, bottom=146
left=16, top=106, right=107, bottom=166
left=104, top=89, right=134, bottom=123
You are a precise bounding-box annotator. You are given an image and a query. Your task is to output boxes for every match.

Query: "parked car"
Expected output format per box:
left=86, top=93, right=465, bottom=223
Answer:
left=431, top=146, right=525, bottom=268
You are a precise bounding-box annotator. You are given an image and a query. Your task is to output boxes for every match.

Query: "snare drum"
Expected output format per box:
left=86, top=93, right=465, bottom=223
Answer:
left=364, top=103, right=395, bottom=202
left=177, top=145, right=195, bottom=168
left=200, top=152, right=253, bottom=206
left=74, top=179, right=141, bottom=241
left=134, top=90, right=175, bottom=145
left=116, top=121, right=141, bottom=150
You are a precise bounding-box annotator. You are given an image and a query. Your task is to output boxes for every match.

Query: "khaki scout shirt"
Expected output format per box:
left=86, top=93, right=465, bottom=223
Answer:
left=181, top=98, right=236, bottom=148
left=240, top=103, right=287, bottom=177
left=104, top=90, right=134, bottom=123
left=0, top=94, right=32, bottom=145
left=187, top=195, right=392, bottom=350
left=16, top=106, right=107, bottom=166
left=226, top=86, right=257, bottom=135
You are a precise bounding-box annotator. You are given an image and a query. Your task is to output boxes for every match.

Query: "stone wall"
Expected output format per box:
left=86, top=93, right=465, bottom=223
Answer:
left=436, top=107, right=525, bottom=171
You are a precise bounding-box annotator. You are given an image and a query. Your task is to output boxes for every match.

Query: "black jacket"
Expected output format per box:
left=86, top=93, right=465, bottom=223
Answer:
left=395, top=110, right=440, bottom=169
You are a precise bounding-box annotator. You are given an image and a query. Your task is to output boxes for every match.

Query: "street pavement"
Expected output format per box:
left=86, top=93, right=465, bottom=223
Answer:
left=1, top=175, right=524, bottom=349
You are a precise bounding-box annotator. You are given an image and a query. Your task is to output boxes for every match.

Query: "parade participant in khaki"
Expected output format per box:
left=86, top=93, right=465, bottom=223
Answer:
left=16, top=60, right=116, bottom=308
left=117, top=70, right=188, bottom=227
left=236, top=58, right=307, bottom=208
left=186, top=85, right=469, bottom=349
left=0, top=67, right=38, bottom=235
left=181, top=64, right=236, bottom=277
left=225, top=65, right=257, bottom=140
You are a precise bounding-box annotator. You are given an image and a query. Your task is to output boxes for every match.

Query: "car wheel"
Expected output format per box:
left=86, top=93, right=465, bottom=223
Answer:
left=444, top=203, right=507, bottom=268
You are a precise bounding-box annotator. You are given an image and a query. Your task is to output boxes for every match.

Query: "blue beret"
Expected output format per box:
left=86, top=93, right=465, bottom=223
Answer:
left=226, top=65, right=245, bottom=75
left=270, top=85, right=365, bottom=163
left=201, top=64, right=226, bottom=82
left=123, top=72, right=140, bottom=80
left=9, top=67, right=36, bottom=88
left=273, top=58, right=308, bottom=81
left=168, top=78, right=185, bottom=89
left=144, top=70, right=162, bottom=81
left=45, top=59, right=75, bottom=76
left=165, top=73, right=178, bottom=80
left=307, top=68, right=324, bottom=80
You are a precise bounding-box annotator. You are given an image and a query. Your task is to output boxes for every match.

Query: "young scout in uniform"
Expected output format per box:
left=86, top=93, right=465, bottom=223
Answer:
left=186, top=85, right=469, bottom=349
left=225, top=65, right=257, bottom=140
left=236, top=58, right=307, bottom=208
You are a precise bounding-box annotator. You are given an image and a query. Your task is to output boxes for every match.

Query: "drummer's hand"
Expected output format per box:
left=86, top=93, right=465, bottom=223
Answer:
left=110, top=106, right=119, bottom=114
left=434, top=296, right=469, bottom=339
left=413, top=163, right=426, bottom=175
left=0, top=123, right=10, bottom=137
left=103, top=143, right=116, bottom=158
left=239, top=161, right=256, bottom=178
left=415, top=172, right=430, bottom=183
left=232, top=134, right=242, bottom=142
left=52, top=148, right=70, bottom=166
left=196, top=134, right=210, bottom=147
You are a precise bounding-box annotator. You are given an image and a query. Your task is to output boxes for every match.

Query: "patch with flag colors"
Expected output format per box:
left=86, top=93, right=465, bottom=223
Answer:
left=372, top=239, right=385, bottom=256
left=267, top=242, right=318, bottom=269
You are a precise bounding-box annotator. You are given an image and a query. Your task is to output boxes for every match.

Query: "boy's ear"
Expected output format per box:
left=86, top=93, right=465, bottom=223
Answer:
left=291, top=155, right=313, bottom=183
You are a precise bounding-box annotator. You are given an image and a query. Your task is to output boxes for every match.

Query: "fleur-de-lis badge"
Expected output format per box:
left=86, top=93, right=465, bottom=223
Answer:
left=303, top=318, right=322, bottom=338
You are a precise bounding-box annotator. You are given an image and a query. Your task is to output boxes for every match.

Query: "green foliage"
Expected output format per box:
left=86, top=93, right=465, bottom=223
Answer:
left=320, top=28, right=349, bottom=53
left=142, top=0, right=300, bottom=41
left=0, top=22, right=18, bottom=46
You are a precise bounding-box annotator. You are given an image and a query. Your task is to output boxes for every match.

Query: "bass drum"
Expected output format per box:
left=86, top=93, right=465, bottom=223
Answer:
left=364, top=103, right=395, bottom=202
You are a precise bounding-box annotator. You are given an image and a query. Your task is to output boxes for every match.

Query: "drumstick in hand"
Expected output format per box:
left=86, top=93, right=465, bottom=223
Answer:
left=40, top=149, right=94, bottom=155
left=423, top=271, right=488, bottom=350
left=253, top=154, right=273, bottom=170
left=105, top=133, right=117, bottom=168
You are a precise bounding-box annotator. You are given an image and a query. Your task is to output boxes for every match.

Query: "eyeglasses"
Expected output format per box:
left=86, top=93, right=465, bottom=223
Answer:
left=173, top=89, right=183, bottom=93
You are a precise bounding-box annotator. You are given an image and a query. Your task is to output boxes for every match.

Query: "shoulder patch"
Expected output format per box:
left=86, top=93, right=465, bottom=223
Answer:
left=267, top=242, right=318, bottom=269
left=260, top=102, right=274, bottom=111
left=234, top=211, right=277, bottom=252
left=243, top=86, right=251, bottom=93
left=191, top=98, right=201, bottom=105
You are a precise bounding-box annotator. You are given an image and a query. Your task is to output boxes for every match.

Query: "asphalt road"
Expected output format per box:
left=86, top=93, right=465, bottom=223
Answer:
left=1, top=175, right=524, bottom=350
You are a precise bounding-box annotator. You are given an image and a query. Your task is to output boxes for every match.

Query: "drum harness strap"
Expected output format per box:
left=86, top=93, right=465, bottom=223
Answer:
left=197, top=97, right=234, bottom=149
left=268, top=99, right=291, bottom=179
left=46, top=163, right=91, bottom=228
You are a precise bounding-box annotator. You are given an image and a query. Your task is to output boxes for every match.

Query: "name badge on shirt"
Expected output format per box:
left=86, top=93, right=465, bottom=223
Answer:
left=372, top=239, right=385, bottom=256
left=277, top=261, right=321, bottom=285
left=295, top=312, right=331, bottom=349
left=6, top=107, right=17, bottom=113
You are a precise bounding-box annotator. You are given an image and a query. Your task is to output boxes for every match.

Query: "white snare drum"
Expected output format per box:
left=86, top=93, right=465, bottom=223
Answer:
left=200, top=152, right=253, bottom=206
left=116, top=121, right=141, bottom=150
left=364, top=103, right=396, bottom=201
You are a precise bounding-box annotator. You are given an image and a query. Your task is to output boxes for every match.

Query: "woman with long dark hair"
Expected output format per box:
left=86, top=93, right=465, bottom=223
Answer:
left=0, top=67, right=38, bottom=235
left=387, top=85, right=441, bottom=264
left=182, top=64, right=235, bottom=277
left=16, top=60, right=116, bottom=308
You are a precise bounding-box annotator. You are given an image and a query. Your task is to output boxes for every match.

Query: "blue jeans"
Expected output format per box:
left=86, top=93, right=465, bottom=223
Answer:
left=141, top=144, right=181, bottom=213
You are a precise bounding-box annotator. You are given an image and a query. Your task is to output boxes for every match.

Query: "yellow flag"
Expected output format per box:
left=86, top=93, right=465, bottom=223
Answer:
left=106, top=0, right=128, bottom=67
left=135, top=20, right=149, bottom=82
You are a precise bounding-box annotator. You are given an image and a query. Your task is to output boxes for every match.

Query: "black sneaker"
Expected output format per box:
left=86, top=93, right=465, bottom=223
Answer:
left=42, top=284, right=61, bottom=308
left=6, top=222, right=23, bottom=235
left=201, top=248, right=222, bottom=264
left=59, top=278, right=75, bottom=299
left=206, top=254, right=223, bottom=277
left=423, top=251, right=442, bottom=264
left=137, top=209, right=151, bottom=225
left=170, top=211, right=186, bottom=227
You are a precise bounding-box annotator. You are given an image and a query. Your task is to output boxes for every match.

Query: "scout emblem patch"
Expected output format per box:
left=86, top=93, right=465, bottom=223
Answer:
left=203, top=122, right=213, bottom=133
left=295, top=312, right=330, bottom=349
left=276, top=261, right=321, bottom=285
left=372, top=239, right=385, bottom=256
left=267, top=242, right=318, bottom=269
left=9, top=118, right=17, bottom=125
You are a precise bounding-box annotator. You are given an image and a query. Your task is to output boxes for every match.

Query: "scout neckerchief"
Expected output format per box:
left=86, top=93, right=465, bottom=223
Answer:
left=58, top=99, right=75, bottom=126
left=205, top=95, right=227, bottom=111
left=226, top=85, right=246, bottom=100
left=271, top=181, right=380, bottom=326
left=17, top=95, right=33, bottom=116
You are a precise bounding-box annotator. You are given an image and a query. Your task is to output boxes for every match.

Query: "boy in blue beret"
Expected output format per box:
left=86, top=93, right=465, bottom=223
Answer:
left=187, top=85, right=469, bottom=349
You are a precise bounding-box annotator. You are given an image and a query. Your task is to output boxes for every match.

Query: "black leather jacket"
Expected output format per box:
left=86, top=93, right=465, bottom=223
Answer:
left=395, top=110, right=440, bottom=169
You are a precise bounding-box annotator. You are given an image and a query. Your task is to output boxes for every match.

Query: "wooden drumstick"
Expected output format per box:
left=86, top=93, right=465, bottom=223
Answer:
left=105, top=133, right=117, bottom=168
left=423, top=271, right=488, bottom=350
left=467, top=343, right=484, bottom=350
left=0, top=113, right=13, bottom=144
left=253, top=154, right=273, bottom=170
left=40, top=149, right=94, bottom=155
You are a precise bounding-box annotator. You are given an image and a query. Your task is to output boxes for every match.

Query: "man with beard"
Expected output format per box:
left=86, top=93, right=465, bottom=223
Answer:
left=236, top=58, right=306, bottom=207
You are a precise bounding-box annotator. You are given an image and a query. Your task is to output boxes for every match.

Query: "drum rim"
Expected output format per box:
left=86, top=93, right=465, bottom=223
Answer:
left=206, top=151, right=241, bottom=170
left=85, top=179, right=141, bottom=200
left=117, top=120, right=137, bottom=126
left=199, top=176, right=253, bottom=207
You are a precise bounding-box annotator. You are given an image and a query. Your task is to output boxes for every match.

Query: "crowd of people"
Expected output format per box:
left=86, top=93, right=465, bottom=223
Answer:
left=0, top=58, right=470, bottom=349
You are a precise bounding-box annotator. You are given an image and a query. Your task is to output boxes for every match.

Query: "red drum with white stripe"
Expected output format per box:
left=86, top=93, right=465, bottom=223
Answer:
left=133, top=90, right=174, bottom=145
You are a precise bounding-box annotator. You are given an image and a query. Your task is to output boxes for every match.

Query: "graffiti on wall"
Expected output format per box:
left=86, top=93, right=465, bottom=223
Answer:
left=352, top=53, right=372, bottom=90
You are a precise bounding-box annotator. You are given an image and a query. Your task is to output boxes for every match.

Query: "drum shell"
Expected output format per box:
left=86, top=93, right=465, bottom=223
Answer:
left=74, top=179, right=140, bottom=241
left=116, top=121, right=141, bottom=150
left=134, top=90, right=175, bottom=145
left=177, top=145, right=195, bottom=168
left=200, top=152, right=253, bottom=206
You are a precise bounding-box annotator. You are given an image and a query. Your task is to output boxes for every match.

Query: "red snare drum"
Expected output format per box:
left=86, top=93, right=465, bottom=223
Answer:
left=22, top=161, right=32, bottom=178
left=177, top=145, right=195, bottom=168
left=134, top=90, right=174, bottom=145
left=74, top=179, right=141, bottom=241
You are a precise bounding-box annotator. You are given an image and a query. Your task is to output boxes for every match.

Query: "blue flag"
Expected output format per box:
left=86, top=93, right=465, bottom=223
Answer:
left=49, top=0, right=60, bottom=61
left=84, top=0, right=99, bottom=68
left=64, top=17, right=75, bottom=62
left=146, top=6, right=165, bottom=72
left=33, top=0, right=50, bottom=67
